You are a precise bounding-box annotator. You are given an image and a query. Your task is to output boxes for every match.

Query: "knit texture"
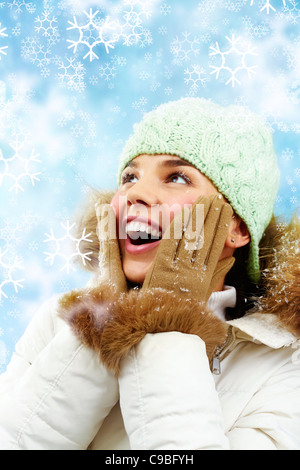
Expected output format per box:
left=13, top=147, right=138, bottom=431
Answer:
left=117, top=98, right=280, bottom=282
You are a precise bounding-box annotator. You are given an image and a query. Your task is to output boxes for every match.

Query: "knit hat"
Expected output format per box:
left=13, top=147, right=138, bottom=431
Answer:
left=118, top=98, right=280, bottom=283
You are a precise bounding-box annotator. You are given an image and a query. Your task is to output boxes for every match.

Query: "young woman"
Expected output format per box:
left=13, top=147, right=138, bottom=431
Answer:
left=0, top=98, right=299, bottom=450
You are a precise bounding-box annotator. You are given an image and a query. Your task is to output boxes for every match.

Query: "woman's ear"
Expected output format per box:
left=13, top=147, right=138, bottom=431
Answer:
left=225, top=215, right=251, bottom=249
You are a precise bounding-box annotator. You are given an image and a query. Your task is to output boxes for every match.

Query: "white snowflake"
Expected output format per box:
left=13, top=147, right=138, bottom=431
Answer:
left=99, top=62, right=117, bottom=81
left=34, top=11, right=59, bottom=39
left=67, top=9, right=119, bottom=62
left=0, top=22, right=8, bottom=59
left=184, top=65, right=208, bottom=94
left=44, top=220, right=93, bottom=273
left=278, top=0, right=300, bottom=24
left=281, top=148, right=294, bottom=161
left=123, top=0, right=153, bottom=20
left=57, top=58, right=86, bottom=92
left=170, top=32, right=200, bottom=65
left=120, top=0, right=153, bottom=47
left=160, top=2, right=171, bottom=15
left=21, top=36, right=52, bottom=68
left=209, top=34, right=258, bottom=87
left=250, top=0, right=286, bottom=14
left=0, top=248, right=24, bottom=300
left=290, top=195, right=298, bottom=204
left=0, top=139, right=41, bottom=193
left=7, top=0, right=36, bottom=15
left=0, top=220, right=22, bottom=246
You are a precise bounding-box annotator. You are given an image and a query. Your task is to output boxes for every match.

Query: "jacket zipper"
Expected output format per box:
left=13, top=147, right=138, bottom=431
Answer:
left=212, top=325, right=234, bottom=375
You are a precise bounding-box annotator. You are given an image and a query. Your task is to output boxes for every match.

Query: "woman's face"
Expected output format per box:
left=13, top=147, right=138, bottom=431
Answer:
left=111, top=154, right=225, bottom=284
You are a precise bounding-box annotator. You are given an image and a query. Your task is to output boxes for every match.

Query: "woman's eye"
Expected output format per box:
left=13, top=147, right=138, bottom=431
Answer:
left=168, top=172, right=191, bottom=185
left=121, top=172, right=138, bottom=184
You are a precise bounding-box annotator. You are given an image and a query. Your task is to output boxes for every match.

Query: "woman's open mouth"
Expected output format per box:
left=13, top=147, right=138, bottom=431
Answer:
left=124, top=219, right=162, bottom=254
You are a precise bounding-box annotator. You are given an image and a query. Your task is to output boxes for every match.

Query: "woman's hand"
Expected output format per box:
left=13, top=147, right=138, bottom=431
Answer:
left=95, top=202, right=128, bottom=294
left=143, top=194, right=235, bottom=301
left=59, top=201, right=128, bottom=350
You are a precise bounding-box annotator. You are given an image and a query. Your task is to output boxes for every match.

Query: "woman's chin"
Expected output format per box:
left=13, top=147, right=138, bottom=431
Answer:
left=123, top=260, right=152, bottom=285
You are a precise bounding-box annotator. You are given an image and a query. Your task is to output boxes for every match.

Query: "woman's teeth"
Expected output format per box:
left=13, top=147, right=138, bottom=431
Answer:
left=125, top=221, right=162, bottom=240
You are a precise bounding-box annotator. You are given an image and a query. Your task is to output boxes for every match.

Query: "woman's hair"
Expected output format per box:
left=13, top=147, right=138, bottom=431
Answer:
left=224, top=244, right=252, bottom=320
left=225, top=215, right=287, bottom=321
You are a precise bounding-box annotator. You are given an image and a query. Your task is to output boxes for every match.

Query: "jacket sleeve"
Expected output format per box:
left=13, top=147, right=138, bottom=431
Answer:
left=60, top=287, right=229, bottom=450
left=0, top=298, right=119, bottom=450
left=0, top=295, right=63, bottom=393
left=118, top=332, right=230, bottom=450
left=226, top=357, right=300, bottom=450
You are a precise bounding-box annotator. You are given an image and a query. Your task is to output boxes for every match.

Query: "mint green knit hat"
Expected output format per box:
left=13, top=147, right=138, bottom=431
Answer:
left=118, top=98, right=280, bottom=283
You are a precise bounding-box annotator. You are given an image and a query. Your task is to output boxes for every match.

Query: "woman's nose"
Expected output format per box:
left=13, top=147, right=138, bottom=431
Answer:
left=126, top=178, right=160, bottom=207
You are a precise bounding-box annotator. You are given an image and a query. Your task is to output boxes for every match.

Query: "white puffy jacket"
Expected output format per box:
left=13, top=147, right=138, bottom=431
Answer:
left=0, top=286, right=300, bottom=450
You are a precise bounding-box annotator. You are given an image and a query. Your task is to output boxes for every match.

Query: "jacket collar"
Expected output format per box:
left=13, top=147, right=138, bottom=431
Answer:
left=227, top=313, right=300, bottom=349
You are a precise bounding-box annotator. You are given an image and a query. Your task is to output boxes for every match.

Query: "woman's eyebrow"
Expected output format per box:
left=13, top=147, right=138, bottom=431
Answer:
left=125, top=160, right=137, bottom=169
left=160, top=159, right=194, bottom=168
left=124, top=158, right=194, bottom=169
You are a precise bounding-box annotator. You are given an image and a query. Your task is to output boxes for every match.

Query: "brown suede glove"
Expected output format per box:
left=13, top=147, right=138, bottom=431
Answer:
left=59, top=200, right=128, bottom=340
left=60, top=195, right=234, bottom=375
left=143, top=194, right=235, bottom=301
left=95, top=202, right=128, bottom=294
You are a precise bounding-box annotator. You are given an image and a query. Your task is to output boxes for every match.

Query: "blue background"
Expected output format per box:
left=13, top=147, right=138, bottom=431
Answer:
left=0, top=0, right=299, bottom=371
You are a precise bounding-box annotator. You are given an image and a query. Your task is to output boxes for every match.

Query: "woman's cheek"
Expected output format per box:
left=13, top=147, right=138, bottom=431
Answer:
left=167, top=194, right=200, bottom=221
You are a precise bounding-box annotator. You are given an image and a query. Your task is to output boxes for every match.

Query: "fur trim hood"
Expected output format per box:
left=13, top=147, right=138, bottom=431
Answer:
left=73, top=189, right=300, bottom=336
left=254, top=214, right=300, bottom=336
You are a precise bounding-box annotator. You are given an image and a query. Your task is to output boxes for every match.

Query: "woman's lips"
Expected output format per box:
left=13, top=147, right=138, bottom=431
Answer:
left=125, top=236, right=161, bottom=254
left=122, top=215, right=163, bottom=255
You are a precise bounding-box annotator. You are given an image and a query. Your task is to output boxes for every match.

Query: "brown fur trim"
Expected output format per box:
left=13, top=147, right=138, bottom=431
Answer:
left=72, top=189, right=116, bottom=271
left=256, top=214, right=300, bottom=336
left=58, top=282, right=119, bottom=350
left=100, top=288, right=227, bottom=374
left=59, top=286, right=227, bottom=375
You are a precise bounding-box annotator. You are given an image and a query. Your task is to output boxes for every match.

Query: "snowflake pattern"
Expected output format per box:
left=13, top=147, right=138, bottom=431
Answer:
left=57, top=58, right=86, bottom=92
left=184, top=65, right=208, bottom=94
left=35, top=11, right=59, bottom=39
left=0, top=248, right=24, bottom=300
left=250, top=0, right=286, bottom=14
left=0, top=0, right=299, bottom=372
left=170, top=32, right=200, bottom=65
left=209, top=34, right=258, bottom=87
left=7, top=1, right=36, bottom=16
left=44, top=221, right=93, bottom=273
left=0, top=22, right=8, bottom=59
left=67, top=9, right=119, bottom=61
left=0, top=139, right=41, bottom=193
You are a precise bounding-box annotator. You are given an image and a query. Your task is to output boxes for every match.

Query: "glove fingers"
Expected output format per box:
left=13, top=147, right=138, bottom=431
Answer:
left=143, top=208, right=185, bottom=289
left=203, top=201, right=233, bottom=273
left=96, top=204, right=127, bottom=290
left=155, top=204, right=191, bottom=264
left=175, top=195, right=213, bottom=265
left=97, top=204, right=117, bottom=270
left=159, top=226, right=181, bottom=264
left=143, top=205, right=195, bottom=289
left=190, top=195, right=224, bottom=269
